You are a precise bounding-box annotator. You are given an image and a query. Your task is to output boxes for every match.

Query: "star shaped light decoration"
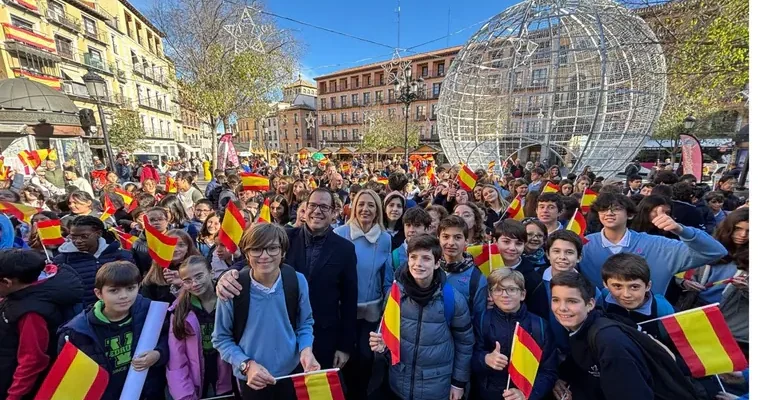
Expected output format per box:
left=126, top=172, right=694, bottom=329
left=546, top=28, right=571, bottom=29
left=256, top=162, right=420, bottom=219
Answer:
left=305, top=112, right=316, bottom=129
left=223, top=6, right=266, bottom=54
left=506, top=32, right=539, bottom=66
left=381, top=48, right=413, bottom=87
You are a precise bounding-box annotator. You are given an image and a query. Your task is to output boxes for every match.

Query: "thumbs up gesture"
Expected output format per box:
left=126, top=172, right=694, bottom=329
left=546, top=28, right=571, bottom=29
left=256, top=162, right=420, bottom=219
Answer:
left=485, top=341, right=509, bottom=370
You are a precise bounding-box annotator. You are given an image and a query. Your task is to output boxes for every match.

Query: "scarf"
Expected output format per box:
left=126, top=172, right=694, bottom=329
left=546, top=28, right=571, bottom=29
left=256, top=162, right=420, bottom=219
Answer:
left=440, top=253, right=476, bottom=274
left=399, top=265, right=442, bottom=307
left=348, top=220, right=382, bottom=244
left=523, top=247, right=548, bottom=267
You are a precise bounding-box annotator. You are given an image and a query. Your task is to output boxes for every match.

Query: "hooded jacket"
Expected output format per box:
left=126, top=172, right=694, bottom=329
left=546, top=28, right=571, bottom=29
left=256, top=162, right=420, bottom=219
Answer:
left=440, top=253, right=488, bottom=327
left=0, top=264, right=83, bottom=399
left=385, top=266, right=474, bottom=400
left=58, top=295, right=169, bottom=400
left=53, top=239, right=134, bottom=306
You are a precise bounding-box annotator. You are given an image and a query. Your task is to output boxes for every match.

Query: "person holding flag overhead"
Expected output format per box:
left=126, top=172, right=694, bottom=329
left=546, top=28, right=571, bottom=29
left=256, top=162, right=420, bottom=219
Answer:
left=141, top=227, right=199, bottom=305
left=369, top=234, right=473, bottom=400
left=0, top=249, right=83, bottom=400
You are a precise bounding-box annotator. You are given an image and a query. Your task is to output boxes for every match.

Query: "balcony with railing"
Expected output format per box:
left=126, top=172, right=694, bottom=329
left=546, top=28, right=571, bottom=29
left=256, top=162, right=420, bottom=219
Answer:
left=83, top=53, right=110, bottom=74
left=46, top=10, right=81, bottom=31
left=2, top=23, right=57, bottom=54
left=82, top=27, right=108, bottom=44
left=132, top=62, right=143, bottom=76
left=114, top=94, right=132, bottom=109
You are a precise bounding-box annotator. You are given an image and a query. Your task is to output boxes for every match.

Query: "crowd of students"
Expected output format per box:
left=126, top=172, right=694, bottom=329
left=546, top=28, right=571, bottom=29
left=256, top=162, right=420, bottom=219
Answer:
left=0, top=157, right=749, bottom=400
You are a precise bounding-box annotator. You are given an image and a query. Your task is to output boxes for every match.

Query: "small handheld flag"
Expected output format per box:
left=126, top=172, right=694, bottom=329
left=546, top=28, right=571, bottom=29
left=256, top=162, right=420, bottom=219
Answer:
left=657, top=304, right=747, bottom=377
left=566, top=209, right=589, bottom=244
left=488, top=160, right=496, bottom=173
left=457, top=164, right=477, bottom=191
left=165, top=176, right=177, bottom=193
left=100, top=195, right=117, bottom=222
left=292, top=369, right=345, bottom=400
left=114, top=187, right=134, bottom=207
left=218, top=201, right=246, bottom=253
left=467, top=243, right=504, bottom=277
left=18, top=149, right=49, bottom=170
left=241, top=173, right=270, bottom=192
left=508, top=322, right=543, bottom=399
left=257, top=198, right=272, bottom=224
left=0, top=201, right=38, bottom=223
left=580, top=189, right=598, bottom=213
left=541, top=182, right=560, bottom=194
left=34, top=341, right=109, bottom=400
left=111, top=228, right=138, bottom=250
left=376, top=177, right=388, bottom=186
left=143, top=217, right=177, bottom=268
left=381, top=282, right=402, bottom=365
left=36, top=219, right=65, bottom=246
left=0, top=158, right=9, bottom=181
left=424, top=164, right=437, bottom=186
left=505, top=197, right=525, bottom=221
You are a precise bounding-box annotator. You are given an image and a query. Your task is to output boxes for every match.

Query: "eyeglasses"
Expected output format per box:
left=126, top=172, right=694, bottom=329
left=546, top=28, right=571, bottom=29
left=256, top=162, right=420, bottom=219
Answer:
left=490, top=286, right=523, bottom=296
left=247, top=246, right=282, bottom=257
left=306, top=203, right=334, bottom=213
left=598, top=205, right=623, bottom=214
left=527, top=233, right=545, bottom=240
left=181, top=272, right=208, bottom=286
left=709, top=200, right=724, bottom=204
left=521, top=217, right=539, bottom=224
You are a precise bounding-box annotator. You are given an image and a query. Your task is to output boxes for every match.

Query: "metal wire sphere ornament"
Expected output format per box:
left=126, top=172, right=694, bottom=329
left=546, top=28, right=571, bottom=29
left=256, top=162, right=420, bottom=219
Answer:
left=436, top=0, right=667, bottom=176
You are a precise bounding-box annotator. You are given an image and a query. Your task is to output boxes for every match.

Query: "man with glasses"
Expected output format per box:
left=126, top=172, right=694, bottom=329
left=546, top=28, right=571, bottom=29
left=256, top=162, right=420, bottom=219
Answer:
left=191, top=199, right=214, bottom=231
left=217, top=188, right=358, bottom=371
left=579, top=193, right=727, bottom=295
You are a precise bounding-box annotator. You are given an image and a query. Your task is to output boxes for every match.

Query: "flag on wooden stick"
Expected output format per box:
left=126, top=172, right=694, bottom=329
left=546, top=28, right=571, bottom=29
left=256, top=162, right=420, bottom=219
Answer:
left=292, top=369, right=346, bottom=400
left=541, top=182, right=560, bottom=194
left=257, top=198, right=271, bottom=224
left=36, top=219, right=65, bottom=246
left=111, top=228, right=138, bottom=250
left=457, top=164, right=477, bottom=191
left=34, top=341, right=109, bottom=400
left=143, top=217, right=177, bottom=268
left=580, top=188, right=598, bottom=213
left=381, top=282, right=402, bottom=365
left=566, top=209, right=589, bottom=244
left=508, top=322, right=543, bottom=399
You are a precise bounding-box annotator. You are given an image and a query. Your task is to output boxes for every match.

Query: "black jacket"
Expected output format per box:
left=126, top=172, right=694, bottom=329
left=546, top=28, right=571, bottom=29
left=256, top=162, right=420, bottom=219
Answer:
left=58, top=295, right=169, bottom=400
left=0, top=265, right=83, bottom=399
left=285, top=226, right=358, bottom=367
left=53, top=240, right=134, bottom=306
left=514, top=258, right=543, bottom=315
left=562, top=311, right=654, bottom=400
left=718, top=190, right=744, bottom=211
left=693, top=199, right=717, bottom=233
left=671, top=200, right=707, bottom=231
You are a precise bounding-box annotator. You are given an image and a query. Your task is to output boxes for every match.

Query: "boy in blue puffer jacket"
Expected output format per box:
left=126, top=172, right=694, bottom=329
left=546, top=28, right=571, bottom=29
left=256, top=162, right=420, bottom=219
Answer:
left=472, top=267, right=558, bottom=400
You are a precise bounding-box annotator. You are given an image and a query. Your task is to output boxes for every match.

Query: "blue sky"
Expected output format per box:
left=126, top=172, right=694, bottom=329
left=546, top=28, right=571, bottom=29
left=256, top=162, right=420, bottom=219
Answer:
left=131, top=0, right=517, bottom=80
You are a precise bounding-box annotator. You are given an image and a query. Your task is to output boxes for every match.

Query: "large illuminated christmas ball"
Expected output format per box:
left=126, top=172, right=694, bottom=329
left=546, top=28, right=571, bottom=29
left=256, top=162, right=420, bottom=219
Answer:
left=436, top=0, right=666, bottom=176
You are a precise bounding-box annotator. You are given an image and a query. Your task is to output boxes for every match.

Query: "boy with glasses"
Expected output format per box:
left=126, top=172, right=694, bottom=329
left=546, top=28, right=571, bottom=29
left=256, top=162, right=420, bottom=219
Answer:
left=471, top=268, right=557, bottom=400
left=579, top=193, right=727, bottom=295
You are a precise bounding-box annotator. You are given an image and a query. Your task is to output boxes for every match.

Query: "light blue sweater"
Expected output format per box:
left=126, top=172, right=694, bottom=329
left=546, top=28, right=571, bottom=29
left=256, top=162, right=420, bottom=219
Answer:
left=333, top=225, right=393, bottom=305
left=579, top=227, right=728, bottom=295
left=212, top=272, right=314, bottom=379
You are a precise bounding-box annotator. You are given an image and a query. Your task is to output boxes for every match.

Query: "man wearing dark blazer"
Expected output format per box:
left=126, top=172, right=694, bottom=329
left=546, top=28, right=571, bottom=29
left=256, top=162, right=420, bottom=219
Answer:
left=217, top=188, right=358, bottom=369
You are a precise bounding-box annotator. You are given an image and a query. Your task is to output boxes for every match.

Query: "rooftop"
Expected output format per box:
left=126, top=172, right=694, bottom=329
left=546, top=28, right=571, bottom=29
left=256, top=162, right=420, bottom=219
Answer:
left=315, top=45, right=462, bottom=81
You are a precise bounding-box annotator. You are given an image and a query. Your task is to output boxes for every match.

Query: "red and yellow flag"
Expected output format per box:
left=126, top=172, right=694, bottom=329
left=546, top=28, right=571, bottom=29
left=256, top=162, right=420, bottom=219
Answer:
left=114, top=187, right=134, bottom=206
left=467, top=243, right=504, bottom=277
left=143, top=217, right=177, bottom=268
left=660, top=304, right=748, bottom=377
left=241, top=173, right=270, bottom=192
left=293, top=369, right=345, bottom=400
left=100, top=195, right=117, bottom=222
left=0, top=158, right=9, bottom=181
left=580, top=188, right=598, bottom=213
left=34, top=341, right=109, bottom=400
left=424, top=164, right=437, bottom=186
left=487, top=160, right=496, bottom=173
left=37, top=219, right=65, bottom=246
left=505, top=197, right=525, bottom=222
left=219, top=201, right=246, bottom=253
left=0, top=201, right=38, bottom=223
left=18, top=149, right=49, bottom=170
left=457, top=164, right=477, bottom=191
left=341, top=162, right=351, bottom=174
left=381, top=282, right=401, bottom=365
left=111, top=228, right=138, bottom=250
left=541, top=182, right=560, bottom=194
left=508, top=323, right=543, bottom=399
left=566, top=210, right=589, bottom=244
left=376, top=177, right=388, bottom=186
left=165, top=176, right=177, bottom=193
left=257, top=198, right=271, bottom=224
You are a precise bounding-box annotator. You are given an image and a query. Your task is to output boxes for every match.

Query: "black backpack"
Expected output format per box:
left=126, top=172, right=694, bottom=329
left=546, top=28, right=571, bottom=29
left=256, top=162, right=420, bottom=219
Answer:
left=588, top=317, right=708, bottom=400
left=467, top=266, right=482, bottom=315
left=208, top=186, right=225, bottom=210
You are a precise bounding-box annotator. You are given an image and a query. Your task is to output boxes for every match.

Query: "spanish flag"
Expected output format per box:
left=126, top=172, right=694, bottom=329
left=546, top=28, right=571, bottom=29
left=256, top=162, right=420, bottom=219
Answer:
left=0, top=158, right=9, bottom=181
left=381, top=282, right=401, bottom=365
left=36, top=219, right=65, bottom=246
left=508, top=322, right=543, bottom=399
left=341, top=162, right=351, bottom=174
left=505, top=197, right=525, bottom=221
left=114, top=187, right=134, bottom=206
left=457, top=164, right=477, bottom=191
left=659, top=304, right=747, bottom=377
left=488, top=160, right=496, bottom=173
left=424, top=164, right=437, bottom=186
left=376, top=177, right=388, bottom=186
left=34, top=341, right=109, bottom=400
left=541, top=181, right=560, bottom=194
left=0, top=201, right=38, bottom=223
left=111, top=228, right=138, bottom=250
left=143, top=217, right=177, bottom=268
left=241, top=173, right=270, bottom=192
left=219, top=201, right=246, bottom=253
left=165, top=176, right=177, bottom=193
left=18, top=149, right=49, bottom=170
left=566, top=209, right=589, bottom=244
left=100, top=194, right=117, bottom=222
left=257, top=198, right=271, bottom=224
left=580, top=188, right=598, bottom=213
left=675, top=270, right=698, bottom=280
left=293, top=369, right=346, bottom=400
left=466, top=243, right=504, bottom=277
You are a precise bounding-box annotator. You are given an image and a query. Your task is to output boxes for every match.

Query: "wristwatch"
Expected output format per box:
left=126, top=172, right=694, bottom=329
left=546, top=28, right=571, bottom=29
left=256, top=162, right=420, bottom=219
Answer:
left=239, top=360, right=251, bottom=374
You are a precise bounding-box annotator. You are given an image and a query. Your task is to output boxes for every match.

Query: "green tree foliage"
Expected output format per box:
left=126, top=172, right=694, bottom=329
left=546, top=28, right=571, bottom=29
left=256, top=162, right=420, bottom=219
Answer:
left=108, top=109, right=145, bottom=153
left=361, top=113, right=420, bottom=154
left=629, top=0, right=748, bottom=139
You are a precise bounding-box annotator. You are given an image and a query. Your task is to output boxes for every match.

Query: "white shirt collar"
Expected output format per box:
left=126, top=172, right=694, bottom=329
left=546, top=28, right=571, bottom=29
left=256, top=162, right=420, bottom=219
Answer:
left=600, top=228, right=630, bottom=248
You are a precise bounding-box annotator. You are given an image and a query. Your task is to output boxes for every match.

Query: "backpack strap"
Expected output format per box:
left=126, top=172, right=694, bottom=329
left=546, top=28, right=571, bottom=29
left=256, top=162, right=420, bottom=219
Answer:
left=280, top=264, right=300, bottom=330
left=468, top=266, right=482, bottom=315
left=442, top=283, right=455, bottom=326
left=391, top=248, right=401, bottom=271
left=232, top=267, right=252, bottom=343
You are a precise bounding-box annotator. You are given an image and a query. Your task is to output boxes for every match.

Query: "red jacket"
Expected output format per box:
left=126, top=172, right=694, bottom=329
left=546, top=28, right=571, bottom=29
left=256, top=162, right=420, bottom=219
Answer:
left=140, top=165, right=160, bottom=183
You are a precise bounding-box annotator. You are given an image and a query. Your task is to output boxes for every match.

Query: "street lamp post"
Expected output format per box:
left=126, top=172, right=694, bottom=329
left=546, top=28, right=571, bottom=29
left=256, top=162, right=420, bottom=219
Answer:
left=394, top=66, right=425, bottom=162
left=83, top=70, right=117, bottom=172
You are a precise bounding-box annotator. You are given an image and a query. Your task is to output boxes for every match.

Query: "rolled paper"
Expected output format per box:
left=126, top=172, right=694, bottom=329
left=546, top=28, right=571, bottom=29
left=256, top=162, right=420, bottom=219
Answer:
left=118, top=301, right=169, bottom=400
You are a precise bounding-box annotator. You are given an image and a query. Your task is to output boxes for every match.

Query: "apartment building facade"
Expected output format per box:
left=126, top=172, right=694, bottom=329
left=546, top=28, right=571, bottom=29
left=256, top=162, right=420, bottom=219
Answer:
left=313, top=46, right=459, bottom=148
left=0, top=0, right=193, bottom=158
